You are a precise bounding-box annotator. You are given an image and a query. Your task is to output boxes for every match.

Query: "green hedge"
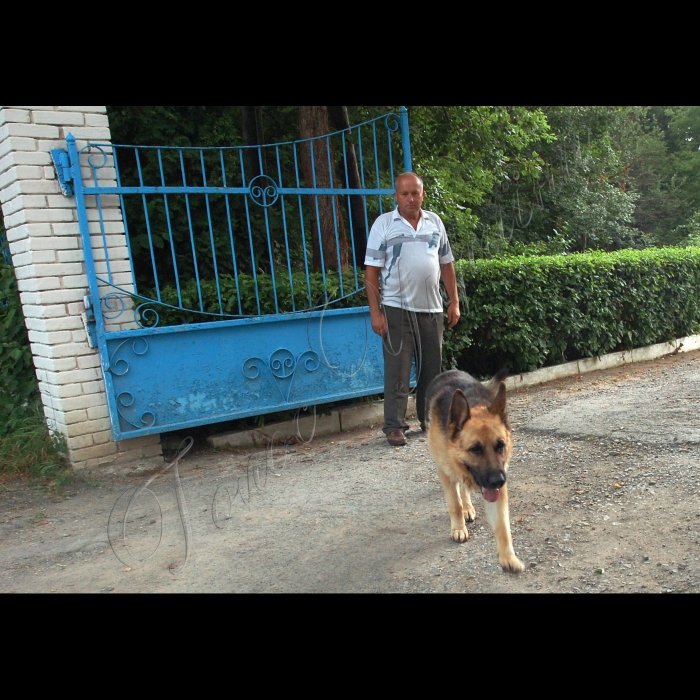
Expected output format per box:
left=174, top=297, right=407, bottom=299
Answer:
left=138, top=268, right=366, bottom=326
left=450, top=247, right=700, bottom=376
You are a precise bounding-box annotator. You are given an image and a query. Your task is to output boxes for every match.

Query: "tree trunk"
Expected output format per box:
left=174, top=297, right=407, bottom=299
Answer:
left=298, top=106, right=349, bottom=272
left=328, top=106, right=367, bottom=267
left=241, top=106, right=265, bottom=182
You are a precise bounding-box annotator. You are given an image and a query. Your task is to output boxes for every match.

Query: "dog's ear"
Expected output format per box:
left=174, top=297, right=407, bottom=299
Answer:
left=448, top=389, right=470, bottom=437
left=488, top=381, right=507, bottom=419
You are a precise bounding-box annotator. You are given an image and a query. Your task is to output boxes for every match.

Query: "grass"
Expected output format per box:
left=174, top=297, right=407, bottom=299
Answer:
left=0, top=406, right=72, bottom=489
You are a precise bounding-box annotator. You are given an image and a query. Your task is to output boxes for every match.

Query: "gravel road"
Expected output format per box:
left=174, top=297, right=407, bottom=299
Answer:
left=2, top=348, right=700, bottom=593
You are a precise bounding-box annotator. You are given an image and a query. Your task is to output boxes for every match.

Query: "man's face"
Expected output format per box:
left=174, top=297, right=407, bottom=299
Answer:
left=395, top=175, right=425, bottom=219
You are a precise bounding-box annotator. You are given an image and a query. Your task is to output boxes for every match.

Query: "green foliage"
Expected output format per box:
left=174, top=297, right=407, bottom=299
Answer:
left=0, top=227, right=67, bottom=479
left=0, top=230, right=42, bottom=436
left=138, top=267, right=367, bottom=326
left=449, top=247, right=700, bottom=376
left=0, top=407, right=69, bottom=481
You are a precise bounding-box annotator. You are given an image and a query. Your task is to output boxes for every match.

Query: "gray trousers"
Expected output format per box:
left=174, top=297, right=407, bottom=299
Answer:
left=382, top=305, right=444, bottom=434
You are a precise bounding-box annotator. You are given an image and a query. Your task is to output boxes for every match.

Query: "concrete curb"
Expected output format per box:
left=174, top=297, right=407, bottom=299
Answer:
left=205, top=334, right=700, bottom=450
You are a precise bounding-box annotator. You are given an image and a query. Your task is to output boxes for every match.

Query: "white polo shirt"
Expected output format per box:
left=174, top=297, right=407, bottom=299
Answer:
left=364, top=207, right=454, bottom=313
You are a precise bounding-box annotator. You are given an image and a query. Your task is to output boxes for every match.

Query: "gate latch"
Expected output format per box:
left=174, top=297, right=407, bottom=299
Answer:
left=50, top=149, right=74, bottom=196
left=82, top=294, right=97, bottom=348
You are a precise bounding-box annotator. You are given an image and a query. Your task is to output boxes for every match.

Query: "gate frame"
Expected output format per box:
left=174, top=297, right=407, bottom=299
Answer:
left=0, top=106, right=413, bottom=467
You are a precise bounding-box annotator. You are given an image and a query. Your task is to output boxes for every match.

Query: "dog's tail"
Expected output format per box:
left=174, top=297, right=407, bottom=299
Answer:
left=486, top=367, right=509, bottom=394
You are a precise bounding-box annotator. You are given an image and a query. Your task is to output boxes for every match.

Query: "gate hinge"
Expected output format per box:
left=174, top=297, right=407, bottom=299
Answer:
left=50, top=149, right=74, bottom=196
left=82, top=294, right=97, bottom=348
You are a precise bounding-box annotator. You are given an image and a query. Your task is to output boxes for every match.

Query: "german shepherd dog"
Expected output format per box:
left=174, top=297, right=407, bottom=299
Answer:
left=425, top=369, right=524, bottom=573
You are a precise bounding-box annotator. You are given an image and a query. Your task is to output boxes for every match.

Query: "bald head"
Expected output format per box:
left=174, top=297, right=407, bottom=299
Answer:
left=394, top=172, right=425, bottom=223
left=395, top=172, right=424, bottom=191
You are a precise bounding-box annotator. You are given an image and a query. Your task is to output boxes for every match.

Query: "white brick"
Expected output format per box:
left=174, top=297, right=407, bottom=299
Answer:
left=9, top=222, right=54, bottom=239
left=63, top=408, right=89, bottom=424
left=88, top=222, right=126, bottom=236
left=0, top=150, right=51, bottom=173
left=77, top=354, right=102, bottom=369
left=72, top=329, right=87, bottom=344
left=82, top=380, right=106, bottom=394
left=64, top=417, right=112, bottom=436
left=31, top=341, right=92, bottom=358
left=93, top=258, right=131, bottom=273
left=6, top=209, right=74, bottom=227
left=67, top=301, right=89, bottom=315
left=0, top=137, right=37, bottom=160
left=0, top=165, right=44, bottom=189
left=33, top=111, right=85, bottom=126
left=56, top=106, right=107, bottom=114
left=62, top=127, right=111, bottom=141
left=48, top=367, right=101, bottom=384
left=52, top=222, right=81, bottom=236
left=60, top=392, right=106, bottom=411
left=62, top=275, right=90, bottom=289
left=45, top=382, right=84, bottom=398
left=18, top=262, right=84, bottom=280
left=2, top=182, right=55, bottom=204
left=85, top=195, right=121, bottom=210
left=3, top=193, right=50, bottom=216
left=31, top=236, right=80, bottom=251
left=87, top=405, right=110, bottom=421
left=85, top=114, right=110, bottom=128
left=17, top=277, right=62, bottom=292
left=57, top=249, right=85, bottom=263
left=70, top=442, right=118, bottom=461
left=28, top=329, right=74, bottom=345
left=47, top=194, right=79, bottom=208
left=12, top=249, right=56, bottom=266
left=64, top=433, right=95, bottom=449
left=94, top=255, right=131, bottom=270
left=92, top=429, right=114, bottom=444
left=0, top=181, right=20, bottom=203
left=21, top=303, right=68, bottom=318
left=32, top=356, right=77, bottom=372
left=90, top=235, right=127, bottom=250
left=8, top=238, right=29, bottom=254
left=37, top=138, right=75, bottom=153
left=25, top=316, right=82, bottom=332
left=5, top=123, right=60, bottom=139
left=0, top=108, right=31, bottom=125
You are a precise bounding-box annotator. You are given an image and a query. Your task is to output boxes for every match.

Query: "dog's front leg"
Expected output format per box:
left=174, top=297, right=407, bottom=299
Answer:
left=459, top=482, right=476, bottom=522
left=438, top=471, right=469, bottom=542
left=484, top=483, right=524, bottom=573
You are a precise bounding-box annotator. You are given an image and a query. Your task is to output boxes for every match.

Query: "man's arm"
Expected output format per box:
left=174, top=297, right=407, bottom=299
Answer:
left=365, top=265, right=388, bottom=337
left=440, top=261, right=461, bottom=329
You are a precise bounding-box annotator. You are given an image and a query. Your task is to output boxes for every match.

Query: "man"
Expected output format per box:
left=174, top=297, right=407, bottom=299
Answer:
left=365, top=172, right=461, bottom=447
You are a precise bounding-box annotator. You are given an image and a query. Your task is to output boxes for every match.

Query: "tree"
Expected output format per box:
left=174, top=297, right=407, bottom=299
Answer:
left=298, top=106, right=350, bottom=271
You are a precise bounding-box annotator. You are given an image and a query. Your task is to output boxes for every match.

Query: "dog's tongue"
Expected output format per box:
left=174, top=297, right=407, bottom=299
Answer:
left=482, top=487, right=500, bottom=503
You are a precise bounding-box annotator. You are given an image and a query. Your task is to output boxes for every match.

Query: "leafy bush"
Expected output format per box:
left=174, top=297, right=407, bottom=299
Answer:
left=1, top=231, right=68, bottom=479
left=0, top=236, right=42, bottom=436
left=449, top=247, right=700, bottom=376
left=137, top=268, right=367, bottom=326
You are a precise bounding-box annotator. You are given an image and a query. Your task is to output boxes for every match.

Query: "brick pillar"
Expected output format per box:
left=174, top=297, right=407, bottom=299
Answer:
left=0, top=106, right=163, bottom=472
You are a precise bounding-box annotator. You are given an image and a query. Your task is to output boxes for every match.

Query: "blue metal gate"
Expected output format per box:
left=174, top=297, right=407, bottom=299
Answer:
left=56, top=109, right=412, bottom=440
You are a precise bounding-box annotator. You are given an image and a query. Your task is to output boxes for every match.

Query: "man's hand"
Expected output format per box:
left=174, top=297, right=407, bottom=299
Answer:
left=370, top=309, right=388, bottom=338
left=446, top=298, right=461, bottom=329
left=365, top=265, right=387, bottom=337
left=441, top=262, right=461, bottom=329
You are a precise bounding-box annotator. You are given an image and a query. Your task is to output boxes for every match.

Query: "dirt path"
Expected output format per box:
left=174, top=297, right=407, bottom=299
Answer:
left=2, top=349, right=700, bottom=593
